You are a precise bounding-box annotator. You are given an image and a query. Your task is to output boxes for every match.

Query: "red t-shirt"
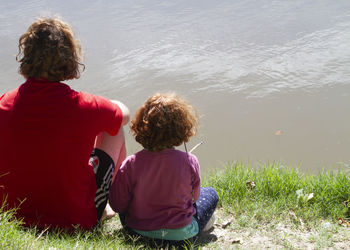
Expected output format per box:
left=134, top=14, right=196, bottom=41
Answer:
left=0, top=78, right=123, bottom=229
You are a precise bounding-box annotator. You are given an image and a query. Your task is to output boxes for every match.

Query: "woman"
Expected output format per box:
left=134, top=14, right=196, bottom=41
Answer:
left=0, top=17, right=129, bottom=230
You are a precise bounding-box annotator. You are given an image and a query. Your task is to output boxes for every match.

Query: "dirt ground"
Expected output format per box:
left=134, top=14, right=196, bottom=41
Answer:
left=195, top=209, right=350, bottom=249
left=104, top=208, right=350, bottom=249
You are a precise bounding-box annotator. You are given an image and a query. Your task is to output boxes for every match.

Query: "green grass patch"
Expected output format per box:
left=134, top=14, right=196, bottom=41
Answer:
left=204, top=162, right=350, bottom=227
left=1, top=163, right=349, bottom=249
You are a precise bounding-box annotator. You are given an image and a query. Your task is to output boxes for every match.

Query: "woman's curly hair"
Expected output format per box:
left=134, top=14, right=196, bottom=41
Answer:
left=16, top=17, right=84, bottom=81
left=131, top=93, right=199, bottom=151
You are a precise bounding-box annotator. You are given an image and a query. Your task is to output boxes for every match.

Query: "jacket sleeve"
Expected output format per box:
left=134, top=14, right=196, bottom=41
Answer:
left=108, top=158, right=132, bottom=214
left=189, top=154, right=201, bottom=202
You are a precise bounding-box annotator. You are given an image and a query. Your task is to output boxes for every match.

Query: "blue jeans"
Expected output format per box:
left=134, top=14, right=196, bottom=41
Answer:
left=194, top=187, right=219, bottom=233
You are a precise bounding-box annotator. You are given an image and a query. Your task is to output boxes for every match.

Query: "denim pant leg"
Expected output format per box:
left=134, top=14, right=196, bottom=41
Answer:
left=194, top=187, right=219, bottom=232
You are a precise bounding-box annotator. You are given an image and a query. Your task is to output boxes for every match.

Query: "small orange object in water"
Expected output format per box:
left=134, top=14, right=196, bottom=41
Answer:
left=275, top=130, right=282, bottom=136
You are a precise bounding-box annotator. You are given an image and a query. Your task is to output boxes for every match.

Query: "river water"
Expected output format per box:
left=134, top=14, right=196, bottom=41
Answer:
left=1, top=0, right=350, bottom=172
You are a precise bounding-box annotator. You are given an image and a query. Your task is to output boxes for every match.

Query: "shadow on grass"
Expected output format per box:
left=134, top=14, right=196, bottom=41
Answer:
left=194, top=227, right=218, bottom=245
left=111, top=227, right=218, bottom=249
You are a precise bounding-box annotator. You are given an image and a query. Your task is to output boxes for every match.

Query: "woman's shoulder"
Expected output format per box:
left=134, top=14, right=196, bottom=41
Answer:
left=74, top=91, right=105, bottom=104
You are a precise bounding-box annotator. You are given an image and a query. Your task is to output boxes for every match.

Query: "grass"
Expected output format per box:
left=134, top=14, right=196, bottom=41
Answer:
left=1, top=162, right=350, bottom=249
left=203, top=162, right=350, bottom=223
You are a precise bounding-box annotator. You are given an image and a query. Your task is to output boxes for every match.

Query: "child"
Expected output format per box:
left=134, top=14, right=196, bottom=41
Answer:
left=109, top=93, right=218, bottom=241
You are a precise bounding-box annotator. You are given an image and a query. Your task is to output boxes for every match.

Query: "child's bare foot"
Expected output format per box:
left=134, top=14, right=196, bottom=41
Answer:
left=101, top=203, right=116, bottom=221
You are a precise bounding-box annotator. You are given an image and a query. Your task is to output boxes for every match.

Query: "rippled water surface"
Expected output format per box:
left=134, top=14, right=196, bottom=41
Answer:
left=1, top=0, right=350, bottom=172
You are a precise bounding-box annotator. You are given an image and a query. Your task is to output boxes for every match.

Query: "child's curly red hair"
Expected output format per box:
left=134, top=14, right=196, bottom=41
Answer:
left=131, top=93, right=199, bottom=151
left=16, top=17, right=84, bottom=81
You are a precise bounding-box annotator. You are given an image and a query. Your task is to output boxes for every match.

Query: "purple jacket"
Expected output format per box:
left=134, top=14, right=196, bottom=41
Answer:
left=109, top=148, right=200, bottom=230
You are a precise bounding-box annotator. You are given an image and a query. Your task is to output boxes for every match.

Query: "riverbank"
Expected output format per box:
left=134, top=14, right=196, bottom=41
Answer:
left=1, top=163, right=350, bottom=249
left=198, top=162, right=350, bottom=249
